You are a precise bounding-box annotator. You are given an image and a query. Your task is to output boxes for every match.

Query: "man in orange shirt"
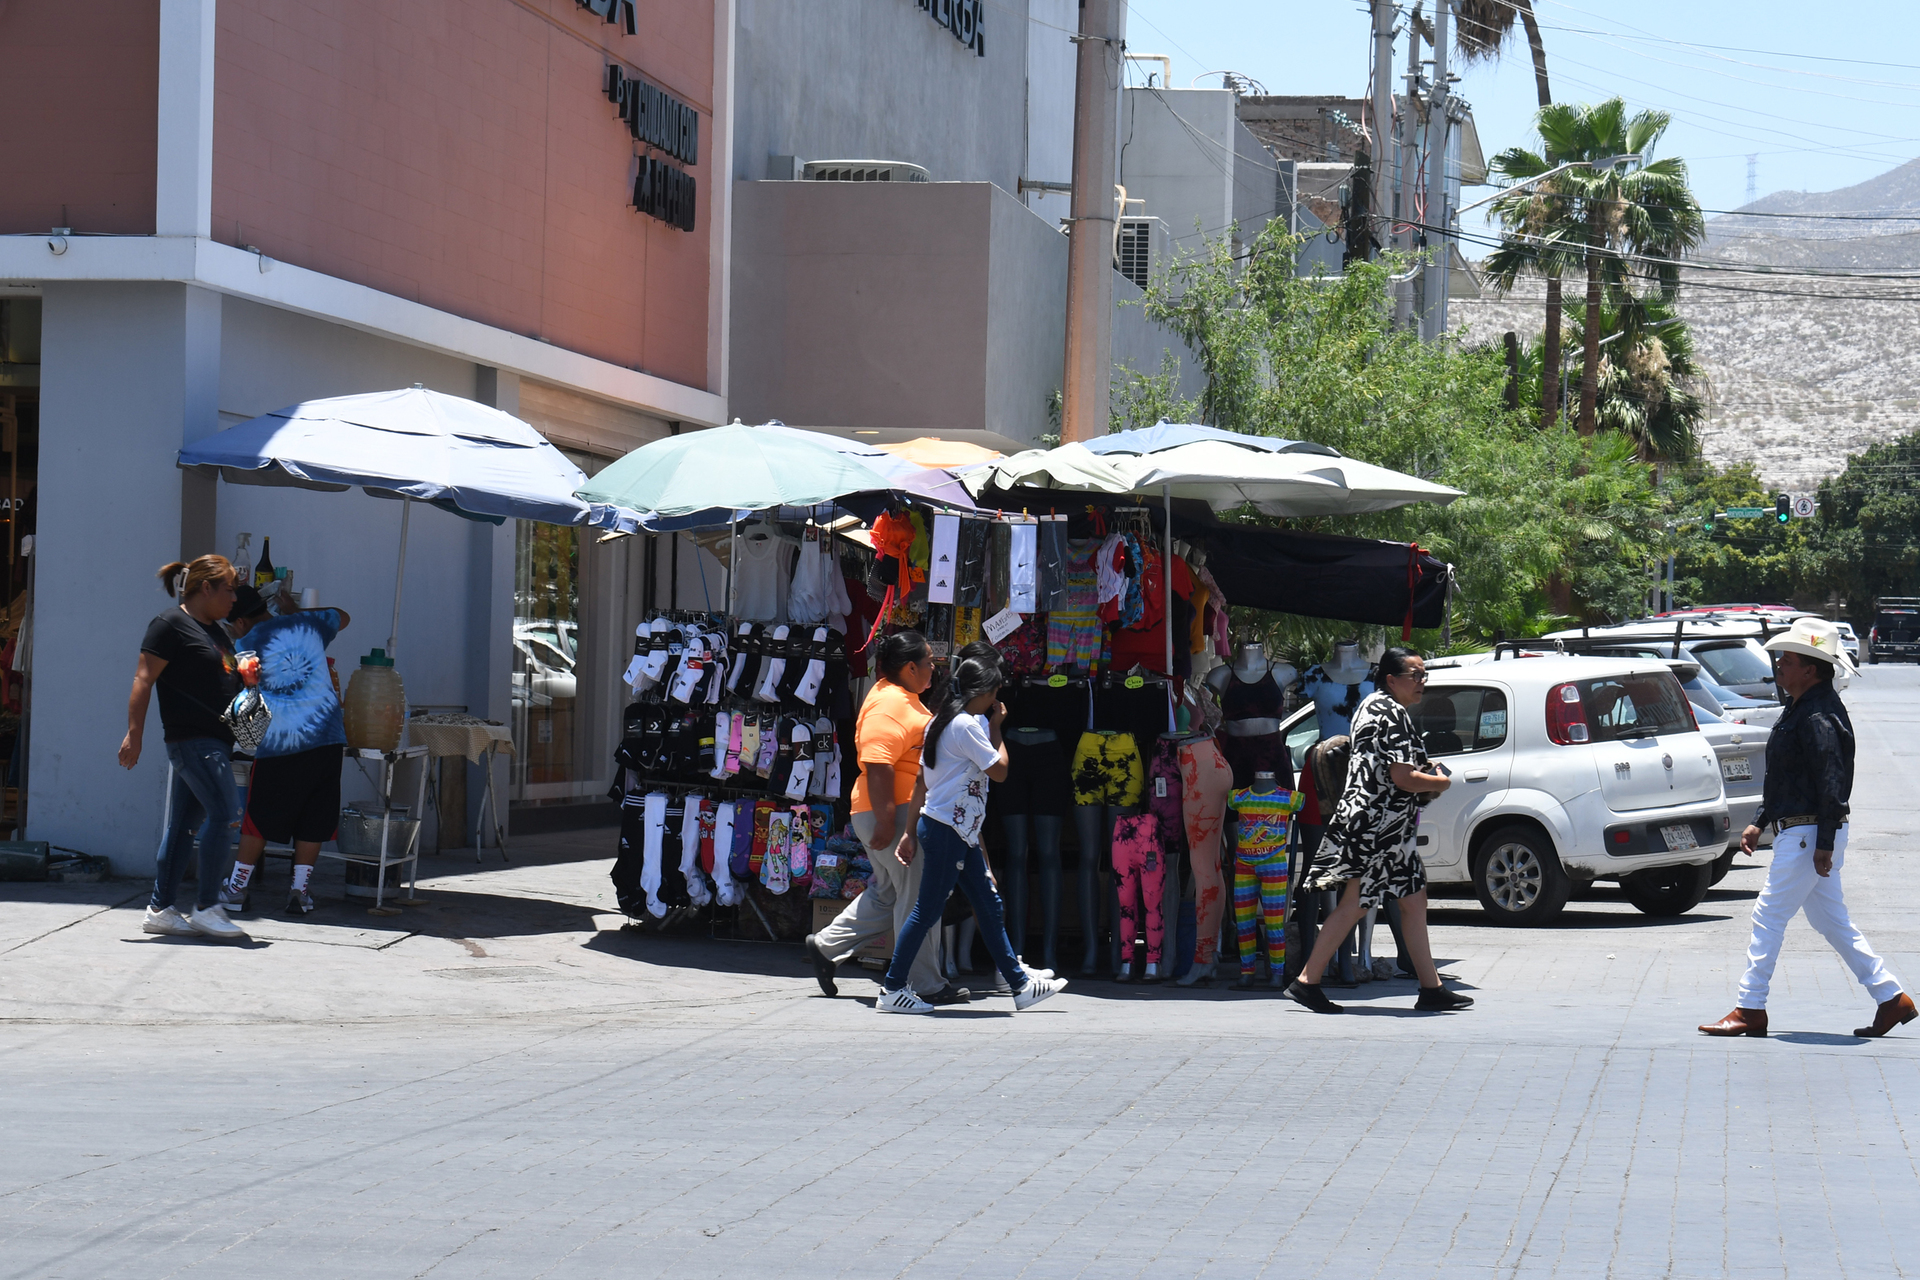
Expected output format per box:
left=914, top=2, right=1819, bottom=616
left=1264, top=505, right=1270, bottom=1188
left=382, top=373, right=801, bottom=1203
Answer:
left=805, top=632, right=963, bottom=1002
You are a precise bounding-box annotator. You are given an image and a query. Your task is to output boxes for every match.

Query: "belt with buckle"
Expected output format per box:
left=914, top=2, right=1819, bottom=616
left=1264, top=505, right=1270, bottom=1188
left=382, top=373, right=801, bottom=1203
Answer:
left=1773, top=814, right=1823, bottom=835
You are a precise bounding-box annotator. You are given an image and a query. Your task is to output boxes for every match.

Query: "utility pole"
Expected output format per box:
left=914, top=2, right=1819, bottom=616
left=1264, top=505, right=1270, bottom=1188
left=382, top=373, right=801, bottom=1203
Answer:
left=1394, top=2, right=1423, bottom=330
left=1060, top=0, right=1124, bottom=444
left=1370, top=0, right=1395, bottom=244
left=1420, top=0, right=1452, bottom=342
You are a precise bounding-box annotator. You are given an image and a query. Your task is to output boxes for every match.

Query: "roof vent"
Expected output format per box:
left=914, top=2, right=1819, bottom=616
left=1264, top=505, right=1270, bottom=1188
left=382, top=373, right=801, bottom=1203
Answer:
left=802, top=160, right=931, bottom=184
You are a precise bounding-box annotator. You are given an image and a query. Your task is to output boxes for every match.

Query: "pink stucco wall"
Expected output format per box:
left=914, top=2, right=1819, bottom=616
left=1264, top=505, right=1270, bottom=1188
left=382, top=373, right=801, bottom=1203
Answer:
left=0, top=2, right=158, bottom=236
left=211, top=0, right=714, bottom=390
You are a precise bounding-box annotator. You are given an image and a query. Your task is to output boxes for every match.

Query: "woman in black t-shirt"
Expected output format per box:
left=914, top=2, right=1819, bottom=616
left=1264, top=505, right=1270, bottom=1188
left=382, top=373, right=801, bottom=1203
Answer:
left=122, top=555, right=247, bottom=941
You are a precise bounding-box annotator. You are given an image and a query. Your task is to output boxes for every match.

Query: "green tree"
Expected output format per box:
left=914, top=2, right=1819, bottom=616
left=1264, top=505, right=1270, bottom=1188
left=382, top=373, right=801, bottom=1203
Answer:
left=1563, top=294, right=1708, bottom=463
left=1484, top=99, right=1704, bottom=436
left=1114, top=223, right=1667, bottom=642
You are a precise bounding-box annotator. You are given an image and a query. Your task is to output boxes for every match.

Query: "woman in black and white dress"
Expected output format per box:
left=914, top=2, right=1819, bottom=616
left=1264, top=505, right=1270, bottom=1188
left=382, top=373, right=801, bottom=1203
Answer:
left=1286, top=647, right=1473, bottom=1014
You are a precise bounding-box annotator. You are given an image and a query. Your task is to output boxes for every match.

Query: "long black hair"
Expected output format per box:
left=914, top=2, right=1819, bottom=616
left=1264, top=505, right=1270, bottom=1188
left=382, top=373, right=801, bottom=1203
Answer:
left=1377, top=646, right=1419, bottom=680
left=876, top=630, right=930, bottom=683
left=923, top=655, right=1003, bottom=769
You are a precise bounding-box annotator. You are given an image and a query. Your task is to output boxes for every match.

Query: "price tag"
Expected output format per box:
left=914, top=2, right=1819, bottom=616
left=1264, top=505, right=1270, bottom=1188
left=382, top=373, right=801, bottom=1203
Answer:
left=1124, top=675, right=1145, bottom=689
left=982, top=608, right=1024, bottom=644
left=1047, top=674, right=1068, bottom=688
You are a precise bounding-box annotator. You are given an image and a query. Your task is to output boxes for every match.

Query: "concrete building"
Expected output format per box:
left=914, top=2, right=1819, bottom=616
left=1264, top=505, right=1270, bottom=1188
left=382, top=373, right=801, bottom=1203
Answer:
left=2, top=0, right=732, bottom=866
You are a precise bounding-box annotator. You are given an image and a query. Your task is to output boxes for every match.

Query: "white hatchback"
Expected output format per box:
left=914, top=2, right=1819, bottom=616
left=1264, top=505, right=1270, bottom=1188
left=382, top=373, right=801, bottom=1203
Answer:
left=1285, top=652, right=1730, bottom=926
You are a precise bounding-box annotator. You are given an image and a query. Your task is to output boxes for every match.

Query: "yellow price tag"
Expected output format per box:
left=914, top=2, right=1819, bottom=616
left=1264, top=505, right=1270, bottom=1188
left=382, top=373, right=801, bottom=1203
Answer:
left=1124, top=675, right=1145, bottom=690
left=1047, top=674, right=1068, bottom=688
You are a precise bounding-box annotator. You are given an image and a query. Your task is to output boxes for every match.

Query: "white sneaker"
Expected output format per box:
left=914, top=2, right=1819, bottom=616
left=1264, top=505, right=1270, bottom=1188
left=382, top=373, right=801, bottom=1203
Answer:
left=1018, top=957, right=1057, bottom=981
left=1014, top=974, right=1068, bottom=1011
left=188, top=906, right=248, bottom=941
left=142, top=906, right=197, bottom=936
left=876, top=986, right=934, bottom=1015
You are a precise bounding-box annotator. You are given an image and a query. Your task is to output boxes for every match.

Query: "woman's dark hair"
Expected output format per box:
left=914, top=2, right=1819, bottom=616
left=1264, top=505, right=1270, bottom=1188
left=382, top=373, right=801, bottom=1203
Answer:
left=876, top=631, right=930, bottom=683
left=1377, top=646, right=1420, bottom=680
left=229, top=584, right=270, bottom=622
left=923, top=655, right=1004, bottom=769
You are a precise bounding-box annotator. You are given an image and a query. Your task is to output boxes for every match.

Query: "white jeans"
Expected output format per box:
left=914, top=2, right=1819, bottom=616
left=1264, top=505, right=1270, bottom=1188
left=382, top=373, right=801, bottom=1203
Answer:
left=1737, top=824, right=1901, bottom=1009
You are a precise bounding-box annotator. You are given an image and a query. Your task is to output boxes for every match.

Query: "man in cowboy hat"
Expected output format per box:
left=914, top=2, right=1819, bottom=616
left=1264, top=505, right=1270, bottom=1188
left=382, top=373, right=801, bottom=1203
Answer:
left=1701, top=616, right=1915, bottom=1039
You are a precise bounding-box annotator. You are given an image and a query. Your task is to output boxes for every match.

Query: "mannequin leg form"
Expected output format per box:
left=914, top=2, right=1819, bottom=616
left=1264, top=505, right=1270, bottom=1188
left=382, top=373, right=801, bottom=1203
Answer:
left=1074, top=804, right=1107, bottom=975
left=1033, top=815, right=1063, bottom=971
left=1384, top=895, right=1414, bottom=975
left=1357, top=906, right=1379, bottom=979
left=1001, top=814, right=1032, bottom=960
left=1107, top=806, right=1136, bottom=977
left=957, top=918, right=979, bottom=973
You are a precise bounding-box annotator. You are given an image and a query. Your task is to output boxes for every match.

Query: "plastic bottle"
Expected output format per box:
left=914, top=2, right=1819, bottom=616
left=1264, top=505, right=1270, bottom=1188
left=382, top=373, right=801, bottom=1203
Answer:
left=343, top=648, right=407, bottom=751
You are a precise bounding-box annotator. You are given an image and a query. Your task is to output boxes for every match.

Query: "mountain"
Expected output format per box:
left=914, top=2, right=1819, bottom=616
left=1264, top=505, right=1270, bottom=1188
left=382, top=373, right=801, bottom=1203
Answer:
left=1456, top=156, right=1920, bottom=493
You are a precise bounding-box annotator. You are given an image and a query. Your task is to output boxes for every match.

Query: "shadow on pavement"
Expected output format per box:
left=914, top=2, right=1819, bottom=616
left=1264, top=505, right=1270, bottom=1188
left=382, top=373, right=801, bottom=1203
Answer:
left=1775, top=1031, right=1869, bottom=1046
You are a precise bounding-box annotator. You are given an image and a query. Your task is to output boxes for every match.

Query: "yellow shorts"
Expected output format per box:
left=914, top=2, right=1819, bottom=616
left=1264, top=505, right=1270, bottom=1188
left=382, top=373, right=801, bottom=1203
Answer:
left=1071, top=731, right=1144, bottom=807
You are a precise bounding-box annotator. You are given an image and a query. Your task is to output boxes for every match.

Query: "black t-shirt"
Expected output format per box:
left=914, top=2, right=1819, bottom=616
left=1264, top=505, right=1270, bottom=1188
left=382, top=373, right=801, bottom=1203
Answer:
left=141, top=610, right=238, bottom=744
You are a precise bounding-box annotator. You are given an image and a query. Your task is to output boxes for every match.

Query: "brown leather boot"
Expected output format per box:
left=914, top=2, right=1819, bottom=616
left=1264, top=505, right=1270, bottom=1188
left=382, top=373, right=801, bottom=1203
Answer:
left=1853, top=992, right=1917, bottom=1038
left=1699, top=1008, right=1768, bottom=1037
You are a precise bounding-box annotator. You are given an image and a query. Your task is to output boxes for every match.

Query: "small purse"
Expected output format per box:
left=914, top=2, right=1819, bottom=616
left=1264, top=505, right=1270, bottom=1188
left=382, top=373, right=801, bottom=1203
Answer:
left=223, top=686, right=272, bottom=754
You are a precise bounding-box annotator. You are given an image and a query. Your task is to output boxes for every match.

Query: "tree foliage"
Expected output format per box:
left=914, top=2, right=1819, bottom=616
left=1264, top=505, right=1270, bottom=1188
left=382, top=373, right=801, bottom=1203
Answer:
left=1114, top=223, right=1669, bottom=648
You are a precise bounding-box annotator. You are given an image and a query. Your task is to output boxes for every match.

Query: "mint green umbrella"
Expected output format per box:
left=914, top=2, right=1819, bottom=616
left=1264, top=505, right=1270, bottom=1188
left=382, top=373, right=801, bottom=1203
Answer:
left=577, top=421, right=894, bottom=518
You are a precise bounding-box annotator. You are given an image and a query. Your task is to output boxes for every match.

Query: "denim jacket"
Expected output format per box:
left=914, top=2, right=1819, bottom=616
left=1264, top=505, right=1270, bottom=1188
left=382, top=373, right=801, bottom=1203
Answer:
left=1753, top=681, right=1854, bottom=850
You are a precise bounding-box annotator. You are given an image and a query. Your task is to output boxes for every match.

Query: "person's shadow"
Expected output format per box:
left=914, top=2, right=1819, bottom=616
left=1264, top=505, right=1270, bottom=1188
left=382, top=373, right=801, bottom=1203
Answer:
left=1775, top=1031, right=1870, bottom=1046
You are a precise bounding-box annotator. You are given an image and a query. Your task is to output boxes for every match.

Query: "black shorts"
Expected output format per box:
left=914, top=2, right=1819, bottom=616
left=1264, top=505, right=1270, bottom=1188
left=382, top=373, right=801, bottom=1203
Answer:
left=994, top=731, right=1070, bottom=817
left=243, top=744, right=345, bottom=845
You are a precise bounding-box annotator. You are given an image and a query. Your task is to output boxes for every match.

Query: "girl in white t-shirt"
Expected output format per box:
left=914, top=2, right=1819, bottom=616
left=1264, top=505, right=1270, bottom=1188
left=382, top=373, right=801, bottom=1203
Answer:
left=877, top=656, right=1068, bottom=1014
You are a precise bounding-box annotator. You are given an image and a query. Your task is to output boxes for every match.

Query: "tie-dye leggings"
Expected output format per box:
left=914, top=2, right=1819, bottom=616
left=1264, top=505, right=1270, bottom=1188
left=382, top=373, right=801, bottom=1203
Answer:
left=1111, top=813, right=1168, bottom=967
left=1234, top=853, right=1288, bottom=978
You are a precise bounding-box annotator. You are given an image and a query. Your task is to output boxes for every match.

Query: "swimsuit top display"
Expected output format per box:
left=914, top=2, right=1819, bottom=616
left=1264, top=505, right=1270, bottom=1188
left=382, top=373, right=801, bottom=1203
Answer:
left=1220, top=668, right=1285, bottom=725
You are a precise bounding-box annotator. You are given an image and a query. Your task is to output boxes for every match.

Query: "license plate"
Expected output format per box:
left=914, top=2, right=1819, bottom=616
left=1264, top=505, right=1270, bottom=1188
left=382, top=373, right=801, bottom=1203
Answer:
left=1721, top=757, right=1752, bottom=781
left=1661, top=823, right=1700, bottom=851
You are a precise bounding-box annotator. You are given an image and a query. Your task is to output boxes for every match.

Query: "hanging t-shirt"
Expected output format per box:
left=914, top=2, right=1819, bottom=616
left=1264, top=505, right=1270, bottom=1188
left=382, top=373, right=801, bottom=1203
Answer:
left=731, top=525, right=790, bottom=622
left=921, top=712, right=999, bottom=845
left=235, top=609, right=345, bottom=759
left=140, top=609, right=239, bottom=744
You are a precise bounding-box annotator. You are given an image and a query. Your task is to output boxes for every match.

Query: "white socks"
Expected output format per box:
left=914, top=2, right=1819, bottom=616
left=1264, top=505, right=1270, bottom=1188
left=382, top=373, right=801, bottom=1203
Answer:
left=794, top=627, right=828, bottom=705
left=711, top=802, right=742, bottom=906
left=754, top=625, right=790, bottom=703
left=640, top=791, right=668, bottom=918
left=679, top=795, right=712, bottom=906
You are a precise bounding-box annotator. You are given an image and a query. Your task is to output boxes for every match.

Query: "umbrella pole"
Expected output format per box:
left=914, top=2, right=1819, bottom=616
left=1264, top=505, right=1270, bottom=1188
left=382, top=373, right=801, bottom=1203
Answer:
left=1163, top=482, right=1174, bottom=733
left=388, top=496, right=412, bottom=660
left=728, top=519, right=738, bottom=614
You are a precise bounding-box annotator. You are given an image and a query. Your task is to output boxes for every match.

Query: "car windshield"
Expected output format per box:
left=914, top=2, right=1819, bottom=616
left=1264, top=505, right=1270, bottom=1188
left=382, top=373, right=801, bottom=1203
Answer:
left=1579, top=673, right=1698, bottom=742
left=1692, top=704, right=1726, bottom=724
left=1692, top=642, right=1772, bottom=687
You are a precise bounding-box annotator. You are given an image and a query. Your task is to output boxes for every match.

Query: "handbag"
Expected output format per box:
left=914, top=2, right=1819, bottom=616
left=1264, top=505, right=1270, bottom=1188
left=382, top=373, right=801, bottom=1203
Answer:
left=222, top=686, right=272, bottom=754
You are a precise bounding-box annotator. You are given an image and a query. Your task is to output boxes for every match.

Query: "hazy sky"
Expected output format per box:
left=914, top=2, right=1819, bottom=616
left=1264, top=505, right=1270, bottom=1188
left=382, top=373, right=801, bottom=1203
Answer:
left=1122, top=0, right=1920, bottom=237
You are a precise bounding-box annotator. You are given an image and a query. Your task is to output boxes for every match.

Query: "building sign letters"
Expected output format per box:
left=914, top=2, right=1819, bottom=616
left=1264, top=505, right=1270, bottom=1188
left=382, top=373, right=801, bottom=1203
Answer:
left=916, top=0, right=985, bottom=56
left=603, top=65, right=698, bottom=231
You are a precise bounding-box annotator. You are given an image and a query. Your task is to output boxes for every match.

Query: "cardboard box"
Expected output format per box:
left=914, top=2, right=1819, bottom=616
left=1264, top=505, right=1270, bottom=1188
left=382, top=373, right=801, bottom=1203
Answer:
left=810, top=895, right=891, bottom=959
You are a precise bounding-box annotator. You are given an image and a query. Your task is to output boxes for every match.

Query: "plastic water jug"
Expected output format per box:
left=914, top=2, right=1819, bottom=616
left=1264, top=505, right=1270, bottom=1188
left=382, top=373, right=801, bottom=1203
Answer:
left=344, top=648, right=406, bottom=751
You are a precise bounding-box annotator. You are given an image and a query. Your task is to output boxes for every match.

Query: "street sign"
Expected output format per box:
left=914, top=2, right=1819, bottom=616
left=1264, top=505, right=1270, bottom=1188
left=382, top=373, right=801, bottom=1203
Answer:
left=1725, top=506, right=1766, bottom=518
left=1793, top=496, right=1816, bottom=518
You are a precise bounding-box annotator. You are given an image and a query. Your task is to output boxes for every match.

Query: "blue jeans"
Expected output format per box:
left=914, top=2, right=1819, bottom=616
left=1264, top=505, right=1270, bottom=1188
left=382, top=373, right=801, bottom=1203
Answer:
left=151, top=738, right=238, bottom=912
left=884, top=817, right=1029, bottom=994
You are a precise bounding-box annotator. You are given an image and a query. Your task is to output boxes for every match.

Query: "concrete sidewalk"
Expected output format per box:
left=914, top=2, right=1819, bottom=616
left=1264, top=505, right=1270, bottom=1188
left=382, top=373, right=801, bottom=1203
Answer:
left=6, top=676, right=1920, bottom=1277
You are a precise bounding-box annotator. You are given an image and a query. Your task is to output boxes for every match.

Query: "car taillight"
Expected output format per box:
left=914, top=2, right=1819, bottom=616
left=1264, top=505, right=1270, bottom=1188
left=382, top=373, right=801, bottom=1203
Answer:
left=1546, top=682, right=1589, bottom=744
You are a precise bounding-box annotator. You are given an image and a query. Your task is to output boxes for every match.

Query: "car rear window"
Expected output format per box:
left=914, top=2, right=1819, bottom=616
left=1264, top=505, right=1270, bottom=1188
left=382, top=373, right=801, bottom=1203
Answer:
left=1578, top=673, right=1697, bottom=743
left=1876, top=611, right=1918, bottom=637
left=1692, top=643, right=1772, bottom=687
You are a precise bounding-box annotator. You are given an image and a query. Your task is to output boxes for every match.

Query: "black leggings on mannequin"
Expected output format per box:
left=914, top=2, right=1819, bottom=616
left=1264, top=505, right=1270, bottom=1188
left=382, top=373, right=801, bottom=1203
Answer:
left=1074, top=804, right=1135, bottom=974
left=1002, top=813, right=1063, bottom=972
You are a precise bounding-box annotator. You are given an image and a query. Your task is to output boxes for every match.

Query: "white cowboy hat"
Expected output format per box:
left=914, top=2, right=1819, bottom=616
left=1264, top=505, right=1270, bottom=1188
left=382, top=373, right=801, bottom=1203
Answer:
left=1762, top=616, right=1857, bottom=674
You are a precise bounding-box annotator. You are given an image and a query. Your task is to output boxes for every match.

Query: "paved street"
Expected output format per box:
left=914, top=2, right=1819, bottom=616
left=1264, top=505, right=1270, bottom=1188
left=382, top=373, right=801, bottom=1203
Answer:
left=5, top=674, right=1920, bottom=1278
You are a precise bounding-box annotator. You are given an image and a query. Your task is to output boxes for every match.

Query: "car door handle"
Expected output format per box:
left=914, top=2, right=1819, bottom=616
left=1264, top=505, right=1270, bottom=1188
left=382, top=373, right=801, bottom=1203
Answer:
left=1465, top=770, right=1490, bottom=782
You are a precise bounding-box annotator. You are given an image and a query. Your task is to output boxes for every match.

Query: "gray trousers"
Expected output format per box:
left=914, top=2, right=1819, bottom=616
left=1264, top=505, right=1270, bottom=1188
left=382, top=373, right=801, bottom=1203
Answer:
left=814, top=804, right=944, bottom=995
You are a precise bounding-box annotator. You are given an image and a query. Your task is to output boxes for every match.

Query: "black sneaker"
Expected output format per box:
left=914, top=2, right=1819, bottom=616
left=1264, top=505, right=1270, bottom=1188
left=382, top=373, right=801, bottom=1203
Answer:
left=1285, top=980, right=1344, bottom=1014
left=923, top=984, right=972, bottom=1006
left=802, top=933, right=838, bottom=997
left=1415, top=985, right=1474, bottom=1012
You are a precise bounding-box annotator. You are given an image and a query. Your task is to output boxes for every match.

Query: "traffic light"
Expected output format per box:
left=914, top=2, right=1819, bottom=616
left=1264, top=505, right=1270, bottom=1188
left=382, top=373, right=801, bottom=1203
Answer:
left=1776, top=494, right=1791, bottom=524
left=1703, top=509, right=1715, bottom=533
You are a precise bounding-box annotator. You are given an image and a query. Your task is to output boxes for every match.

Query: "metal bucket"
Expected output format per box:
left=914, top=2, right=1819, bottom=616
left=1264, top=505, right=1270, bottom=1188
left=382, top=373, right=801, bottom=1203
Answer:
left=336, top=808, right=420, bottom=900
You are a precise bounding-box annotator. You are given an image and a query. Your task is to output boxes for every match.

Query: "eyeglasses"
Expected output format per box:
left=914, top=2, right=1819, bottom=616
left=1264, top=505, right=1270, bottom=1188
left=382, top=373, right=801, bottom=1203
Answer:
left=1392, top=670, right=1430, bottom=683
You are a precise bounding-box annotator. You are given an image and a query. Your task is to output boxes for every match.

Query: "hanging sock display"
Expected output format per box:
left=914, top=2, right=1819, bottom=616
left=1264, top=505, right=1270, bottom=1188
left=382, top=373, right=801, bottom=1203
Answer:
left=1009, top=520, right=1038, bottom=613
left=711, top=801, right=743, bottom=906
left=680, top=794, right=712, bottom=906
left=640, top=790, right=669, bottom=918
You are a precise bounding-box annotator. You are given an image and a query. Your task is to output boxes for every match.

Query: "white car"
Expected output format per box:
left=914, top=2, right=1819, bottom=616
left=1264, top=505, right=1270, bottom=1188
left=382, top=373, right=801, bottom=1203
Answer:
left=1287, top=652, right=1730, bottom=926
left=1835, top=621, right=1861, bottom=665
left=1692, top=704, right=1770, bottom=869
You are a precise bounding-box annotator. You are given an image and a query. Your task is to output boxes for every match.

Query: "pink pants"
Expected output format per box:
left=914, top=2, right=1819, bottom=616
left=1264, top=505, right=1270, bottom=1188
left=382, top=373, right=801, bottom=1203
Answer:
left=1179, top=739, right=1233, bottom=965
left=1112, top=813, right=1168, bottom=966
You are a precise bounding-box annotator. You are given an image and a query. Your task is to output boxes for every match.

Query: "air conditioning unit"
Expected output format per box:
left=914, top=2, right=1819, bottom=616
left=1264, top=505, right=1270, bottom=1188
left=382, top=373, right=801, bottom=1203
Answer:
left=802, top=160, right=931, bottom=183
left=1116, top=216, right=1172, bottom=290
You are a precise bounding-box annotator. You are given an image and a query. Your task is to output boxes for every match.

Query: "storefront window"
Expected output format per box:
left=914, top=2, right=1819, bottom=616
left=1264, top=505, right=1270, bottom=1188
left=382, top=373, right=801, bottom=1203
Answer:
left=511, top=519, right=582, bottom=801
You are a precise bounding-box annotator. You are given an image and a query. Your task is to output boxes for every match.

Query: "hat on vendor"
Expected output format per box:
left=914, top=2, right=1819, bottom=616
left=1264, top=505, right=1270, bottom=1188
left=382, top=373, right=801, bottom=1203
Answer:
left=1762, top=616, right=1856, bottom=675
left=229, top=584, right=270, bottom=622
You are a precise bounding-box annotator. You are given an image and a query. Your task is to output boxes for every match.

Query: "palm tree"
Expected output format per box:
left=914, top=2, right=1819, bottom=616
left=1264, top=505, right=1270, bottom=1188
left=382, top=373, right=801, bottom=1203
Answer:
left=1454, top=1, right=1551, bottom=108
left=1485, top=99, right=1704, bottom=436
left=1565, top=295, right=1709, bottom=463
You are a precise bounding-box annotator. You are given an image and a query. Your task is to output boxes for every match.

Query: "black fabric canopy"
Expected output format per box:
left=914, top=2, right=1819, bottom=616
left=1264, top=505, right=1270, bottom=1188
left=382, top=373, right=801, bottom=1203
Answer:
left=976, top=485, right=1451, bottom=631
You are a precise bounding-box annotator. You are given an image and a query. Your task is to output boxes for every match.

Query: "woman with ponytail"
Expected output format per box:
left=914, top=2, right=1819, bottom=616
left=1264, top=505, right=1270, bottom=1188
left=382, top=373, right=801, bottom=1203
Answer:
left=122, top=555, right=247, bottom=941
left=875, top=655, right=1067, bottom=1015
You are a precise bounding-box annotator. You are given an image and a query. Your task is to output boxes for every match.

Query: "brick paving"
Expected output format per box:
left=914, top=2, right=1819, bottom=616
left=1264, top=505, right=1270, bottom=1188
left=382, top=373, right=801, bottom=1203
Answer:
left=6, top=673, right=1920, bottom=1277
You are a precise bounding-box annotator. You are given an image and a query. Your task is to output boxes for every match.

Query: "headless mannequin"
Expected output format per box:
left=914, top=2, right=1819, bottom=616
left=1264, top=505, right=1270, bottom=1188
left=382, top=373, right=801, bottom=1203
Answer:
left=1002, top=805, right=1063, bottom=972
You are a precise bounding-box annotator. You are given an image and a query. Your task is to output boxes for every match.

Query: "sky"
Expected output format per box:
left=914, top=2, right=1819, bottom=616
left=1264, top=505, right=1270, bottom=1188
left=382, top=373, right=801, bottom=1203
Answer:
left=1121, top=0, right=1920, bottom=240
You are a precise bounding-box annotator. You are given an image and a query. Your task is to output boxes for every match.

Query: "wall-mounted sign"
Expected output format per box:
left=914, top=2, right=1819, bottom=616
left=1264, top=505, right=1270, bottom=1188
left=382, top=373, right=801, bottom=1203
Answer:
left=576, top=0, right=637, bottom=37
left=915, top=0, right=985, bottom=57
left=603, top=65, right=699, bottom=231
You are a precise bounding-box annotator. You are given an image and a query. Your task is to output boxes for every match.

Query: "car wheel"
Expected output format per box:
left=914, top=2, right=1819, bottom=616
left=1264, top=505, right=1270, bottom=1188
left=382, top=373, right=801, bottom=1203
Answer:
left=1470, top=824, right=1571, bottom=926
left=1708, top=848, right=1736, bottom=886
left=1870, top=653, right=1879, bottom=665
left=1621, top=862, right=1712, bottom=916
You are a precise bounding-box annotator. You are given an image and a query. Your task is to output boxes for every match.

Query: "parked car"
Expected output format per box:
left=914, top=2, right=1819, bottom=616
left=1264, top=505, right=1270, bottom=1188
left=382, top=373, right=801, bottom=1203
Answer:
left=1691, top=704, right=1770, bottom=870
left=1285, top=653, right=1729, bottom=926
left=1868, top=599, right=1920, bottom=664
left=512, top=621, right=578, bottom=709
left=1545, top=620, right=1782, bottom=702
left=1681, top=668, right=1782, bottom=729
left=1835, top=621, right=1860, bottom=665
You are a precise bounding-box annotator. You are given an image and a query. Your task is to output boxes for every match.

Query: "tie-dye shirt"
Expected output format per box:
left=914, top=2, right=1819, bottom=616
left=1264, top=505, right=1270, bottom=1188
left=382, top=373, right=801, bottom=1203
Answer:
left=235, top=609, right=345, bottom=758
